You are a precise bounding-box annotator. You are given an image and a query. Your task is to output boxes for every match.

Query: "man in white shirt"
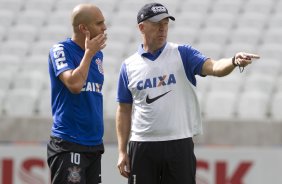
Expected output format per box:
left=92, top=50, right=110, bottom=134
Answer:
left=116, top=2, right=260, bottom=184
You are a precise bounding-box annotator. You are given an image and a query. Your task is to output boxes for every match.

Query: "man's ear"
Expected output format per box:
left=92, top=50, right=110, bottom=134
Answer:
left=138, top=23, right=145, bottom=34
left=78, top=24, right=88, bottom=34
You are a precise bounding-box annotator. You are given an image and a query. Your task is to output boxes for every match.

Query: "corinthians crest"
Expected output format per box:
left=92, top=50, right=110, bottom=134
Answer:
left=68, top=166, right=81, bottom=183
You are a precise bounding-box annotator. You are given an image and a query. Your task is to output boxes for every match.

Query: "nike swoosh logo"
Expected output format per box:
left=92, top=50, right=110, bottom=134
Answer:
left=146, top=90, right=171, bottom=104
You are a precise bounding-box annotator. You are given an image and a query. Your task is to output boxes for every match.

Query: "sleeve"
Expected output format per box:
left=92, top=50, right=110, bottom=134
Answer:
left=116, top=63, right=133, bottom=103
left=178, top=45, right=209, bottom=86
left=49, top=43, right=75, bottom=77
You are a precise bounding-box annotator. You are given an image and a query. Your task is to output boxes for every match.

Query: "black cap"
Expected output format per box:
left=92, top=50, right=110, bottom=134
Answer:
left=137, top=3, right=175, bottom=24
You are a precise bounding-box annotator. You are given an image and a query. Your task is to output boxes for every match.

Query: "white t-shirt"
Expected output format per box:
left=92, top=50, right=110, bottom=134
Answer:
left=117, top=42, right=208, bottom=141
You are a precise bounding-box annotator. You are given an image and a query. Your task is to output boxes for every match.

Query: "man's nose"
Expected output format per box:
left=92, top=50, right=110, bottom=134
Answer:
left=102, top=23, right=107, bottom=31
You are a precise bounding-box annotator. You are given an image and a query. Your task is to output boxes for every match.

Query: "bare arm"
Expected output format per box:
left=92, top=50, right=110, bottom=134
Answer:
left=202, top=52, right=260, bottom=77
left=59, top=31, right=107, bottom=94
left=116, top=102, right=132, bottom=178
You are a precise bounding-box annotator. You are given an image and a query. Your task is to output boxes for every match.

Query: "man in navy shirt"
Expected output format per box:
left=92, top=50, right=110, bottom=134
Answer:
left=116, top=2, right=260, bottom=184
left=47, top=4, right=107, bottom=184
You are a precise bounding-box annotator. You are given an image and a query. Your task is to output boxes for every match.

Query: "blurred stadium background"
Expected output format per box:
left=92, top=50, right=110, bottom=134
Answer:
left=0, top=0, right=282, bottom=183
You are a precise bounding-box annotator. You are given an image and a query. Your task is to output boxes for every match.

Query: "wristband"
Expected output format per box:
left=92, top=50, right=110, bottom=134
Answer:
left=232, top=56, right=238, bottom=67
left=232, top=55, right=244, bottom=73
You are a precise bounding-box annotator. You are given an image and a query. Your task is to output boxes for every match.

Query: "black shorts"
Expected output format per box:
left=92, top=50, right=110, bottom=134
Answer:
left=47, top=136, right=104, bottom=184
left=128, top=137, right=196, bottom=184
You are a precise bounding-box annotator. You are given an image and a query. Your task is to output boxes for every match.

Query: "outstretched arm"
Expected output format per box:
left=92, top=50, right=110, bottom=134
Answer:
left=202, top=52, right=260, bottom=77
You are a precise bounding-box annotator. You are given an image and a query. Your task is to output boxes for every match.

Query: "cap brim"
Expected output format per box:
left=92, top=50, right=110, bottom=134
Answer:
left=147, top=13, right=175, bottom=23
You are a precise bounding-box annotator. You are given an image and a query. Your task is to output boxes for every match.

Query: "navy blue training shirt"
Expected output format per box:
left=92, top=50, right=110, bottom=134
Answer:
left=48, top=38, right=104, bottom=146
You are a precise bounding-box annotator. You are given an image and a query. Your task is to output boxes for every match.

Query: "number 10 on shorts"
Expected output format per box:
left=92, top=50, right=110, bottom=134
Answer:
left=70, top=152, right=81, bottom=165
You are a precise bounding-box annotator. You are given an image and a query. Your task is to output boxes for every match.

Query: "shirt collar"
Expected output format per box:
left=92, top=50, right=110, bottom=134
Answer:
left=138, top=43, right=167, bottom=61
